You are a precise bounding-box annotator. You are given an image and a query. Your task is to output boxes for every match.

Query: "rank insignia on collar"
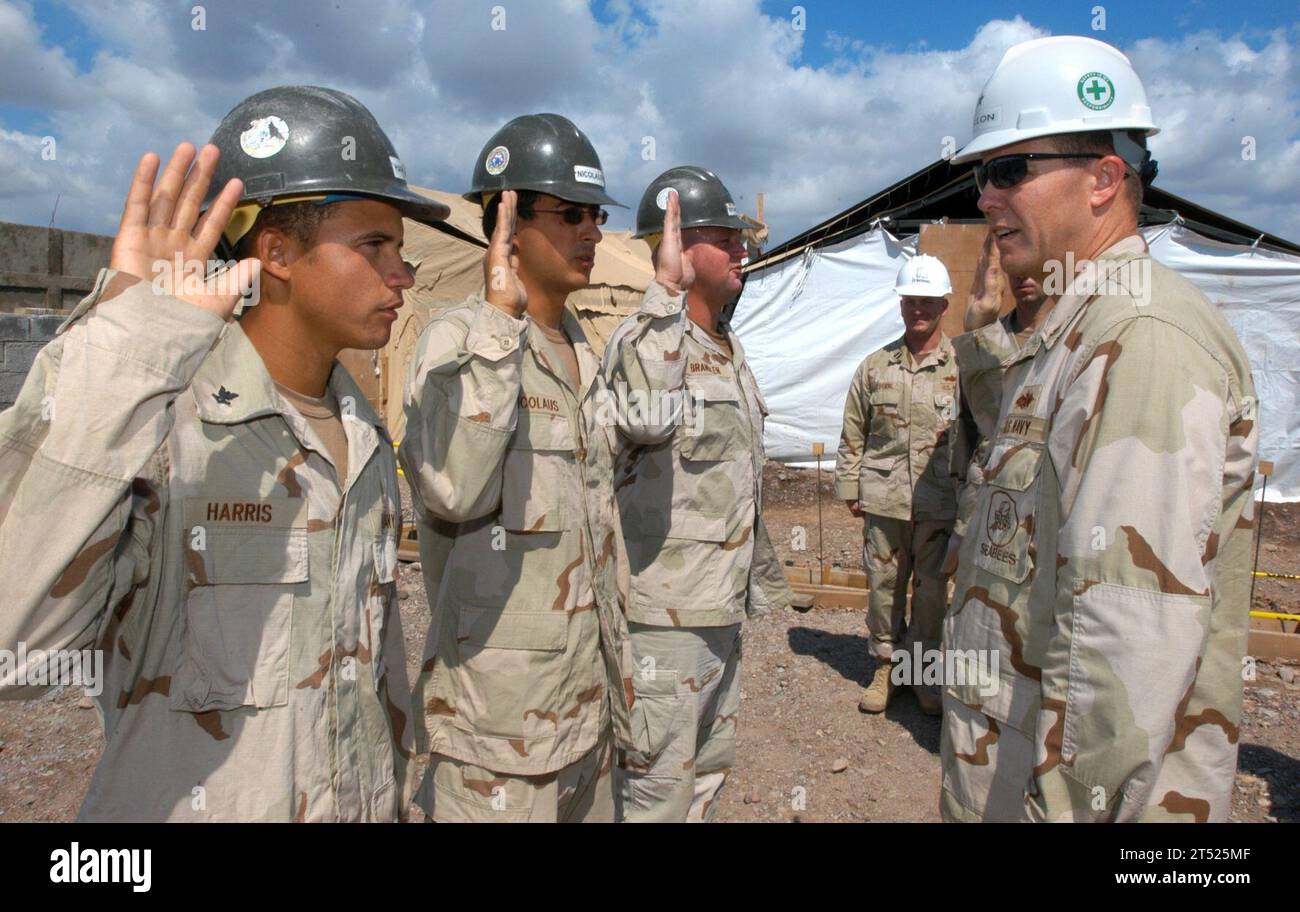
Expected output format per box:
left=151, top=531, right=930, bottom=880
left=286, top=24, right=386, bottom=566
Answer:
left=213, top=386, right=239, bottom=406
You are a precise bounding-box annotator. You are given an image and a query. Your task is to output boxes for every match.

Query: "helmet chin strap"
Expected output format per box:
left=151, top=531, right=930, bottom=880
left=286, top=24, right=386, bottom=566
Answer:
left=1111, top=130, right=1159, bottom=186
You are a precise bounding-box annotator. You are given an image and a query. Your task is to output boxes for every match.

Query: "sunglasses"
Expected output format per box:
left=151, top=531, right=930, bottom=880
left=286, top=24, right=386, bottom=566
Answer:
left=532, top=205, right=610, bottom=226
left=973, top=153, right=1104, bottom=193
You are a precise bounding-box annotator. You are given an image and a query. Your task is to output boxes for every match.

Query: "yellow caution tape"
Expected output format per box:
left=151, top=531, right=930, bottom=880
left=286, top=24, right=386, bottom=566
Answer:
left=1251, top=610, right=1300, bottom=622
left=1253, top=570, right=1300, bottom=581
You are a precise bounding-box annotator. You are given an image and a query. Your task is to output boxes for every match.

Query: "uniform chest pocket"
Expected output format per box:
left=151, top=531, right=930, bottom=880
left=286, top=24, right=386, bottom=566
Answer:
left=868, top=386, right=902, bottom=438
left=366, top=523, right=399, bottom=685
left=171, top=523, right=308, bottom=713
left=679, top=374, right=744, bottom=462
left=501, top=411, right=574, bottom=533
left=971, top=441, right=1044, bottom=584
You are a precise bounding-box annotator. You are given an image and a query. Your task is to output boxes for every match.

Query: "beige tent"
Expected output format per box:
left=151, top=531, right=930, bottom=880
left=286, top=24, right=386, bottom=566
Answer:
left=338, top=186, right=653, bottom=439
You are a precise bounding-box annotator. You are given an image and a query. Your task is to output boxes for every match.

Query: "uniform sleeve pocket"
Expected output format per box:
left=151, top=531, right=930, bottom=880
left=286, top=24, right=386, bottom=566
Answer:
left=171, top=525, right=307, bottom=713
left=970, top=441, right=1043, bottom=584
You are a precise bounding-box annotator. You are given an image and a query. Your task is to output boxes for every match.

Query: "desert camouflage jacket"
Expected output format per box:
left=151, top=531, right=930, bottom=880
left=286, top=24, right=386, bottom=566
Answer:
left=0, top=269, right=414, bottom=822
left=400, top=292, right=633, bottom=778
left=941, top=236, right=1259, bottom=822
left=835, top=334, right=959, bottom=521
left=601, top=282, right=793, bottom=627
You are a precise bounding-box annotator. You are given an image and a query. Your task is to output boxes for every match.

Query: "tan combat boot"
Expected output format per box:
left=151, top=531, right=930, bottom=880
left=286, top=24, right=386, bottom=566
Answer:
left=914, top=686, right=942, bottom=717
left=858, top=663, right=894, bottom=713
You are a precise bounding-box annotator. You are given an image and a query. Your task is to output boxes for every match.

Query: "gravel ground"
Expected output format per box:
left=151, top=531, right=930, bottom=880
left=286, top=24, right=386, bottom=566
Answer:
left=1, top=465, right=1295, bottom=822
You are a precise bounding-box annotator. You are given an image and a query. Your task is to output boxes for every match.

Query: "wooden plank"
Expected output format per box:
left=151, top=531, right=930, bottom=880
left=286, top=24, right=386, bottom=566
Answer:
left=397, top=527, right=420, bottom=564
left=789, top=581, right=867, bottom=611
left=918, top=222, right=1014, bottom=341
left=1249, top=629, right=1300, bottom=663
left=783, top=565, right=812, bottom=584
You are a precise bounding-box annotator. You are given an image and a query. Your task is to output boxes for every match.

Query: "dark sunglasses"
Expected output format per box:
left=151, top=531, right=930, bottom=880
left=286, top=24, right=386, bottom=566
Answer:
left=532, top=205, right=609, bottom=226
left=973, top=153, right=1104, bottom=193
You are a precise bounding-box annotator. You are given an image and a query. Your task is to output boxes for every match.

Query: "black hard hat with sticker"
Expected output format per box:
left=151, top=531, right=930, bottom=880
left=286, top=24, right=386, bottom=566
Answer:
left=634, top=165, right=748, bottom=239
left=466, top=113, right=624, bottom=208
left=201, top=85, right=448, bottom=248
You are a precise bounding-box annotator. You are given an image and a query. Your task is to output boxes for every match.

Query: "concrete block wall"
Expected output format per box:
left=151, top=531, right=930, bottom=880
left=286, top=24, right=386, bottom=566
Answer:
left=1, top=220, right=112, bottom=412
left=0, top=312, right=66, bottom=412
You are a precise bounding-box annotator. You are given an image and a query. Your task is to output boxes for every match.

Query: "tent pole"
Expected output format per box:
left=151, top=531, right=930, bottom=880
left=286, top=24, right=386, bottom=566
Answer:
left=813, top=442, right=825, bottom=583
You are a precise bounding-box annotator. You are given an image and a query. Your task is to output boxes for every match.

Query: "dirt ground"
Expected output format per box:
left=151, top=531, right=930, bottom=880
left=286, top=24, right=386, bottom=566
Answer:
left=1, top=464, right=1296, bottom=822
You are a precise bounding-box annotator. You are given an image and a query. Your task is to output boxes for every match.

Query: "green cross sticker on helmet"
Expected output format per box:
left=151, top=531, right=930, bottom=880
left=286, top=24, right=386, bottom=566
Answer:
left=951, top=36, right=1158, bottom=164
left=1077, top=71, right=1116, bottom=111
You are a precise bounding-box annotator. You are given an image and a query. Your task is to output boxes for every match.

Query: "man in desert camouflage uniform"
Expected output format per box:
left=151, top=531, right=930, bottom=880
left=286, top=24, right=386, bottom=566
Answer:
left=941, top=36, right=1258, bottom=822
left=400, top=114, right=633, bottom=822
left=836, top=255, right=959, bottom=716
left=944, top=233, right=1054, bottom=570
left=0, top=87, right=442, bottom=820
left=602, top=167, right=793, bottom=822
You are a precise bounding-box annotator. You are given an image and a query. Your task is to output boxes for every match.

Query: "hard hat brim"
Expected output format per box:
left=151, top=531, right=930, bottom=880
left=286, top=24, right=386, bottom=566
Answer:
left=895, top=283, right=952, bottom=298
left=386, top=186, right=452, bottom=225
left=632, top=213, right=750, bottom=239
left=464, top=183, right=626, bottom=209
left=952, top=121, right=1160, bottom=165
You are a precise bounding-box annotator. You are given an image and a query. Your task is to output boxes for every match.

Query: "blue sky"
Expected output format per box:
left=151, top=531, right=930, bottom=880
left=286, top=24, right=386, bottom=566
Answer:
left=752, top=0, right=1297, bottom=61
left=2, top=0, right=1298, bottom=246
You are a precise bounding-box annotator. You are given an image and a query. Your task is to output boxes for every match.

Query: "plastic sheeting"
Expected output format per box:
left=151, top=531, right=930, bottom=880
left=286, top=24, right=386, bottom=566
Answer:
left=1147, top=223, right=1300, bottom=502
left=734, top=224, right=1300, bottom=501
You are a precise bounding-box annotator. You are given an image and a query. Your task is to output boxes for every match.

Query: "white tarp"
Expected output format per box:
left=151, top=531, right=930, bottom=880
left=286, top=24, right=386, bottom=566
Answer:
left=735, top=224, right=1300, bottom=501
left=1145, top=223, right=1300, bottom=503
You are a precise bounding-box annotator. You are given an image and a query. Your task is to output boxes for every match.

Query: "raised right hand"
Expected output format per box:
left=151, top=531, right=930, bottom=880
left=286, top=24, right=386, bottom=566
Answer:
left=965, top=229, right=1005, bottom=332
left=110, top=142, right=260, bottom=321
left=653, top=189, right=695, bottom=296
left=484, top=190, right=528, bottom=319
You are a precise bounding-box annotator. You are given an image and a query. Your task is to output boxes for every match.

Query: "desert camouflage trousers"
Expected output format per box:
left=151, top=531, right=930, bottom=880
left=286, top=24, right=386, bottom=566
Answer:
left=418, top=732, right=614, bottom=822
left=863, top=514, right=952, bottom=667
left=616, top=623, right=742, bottom=823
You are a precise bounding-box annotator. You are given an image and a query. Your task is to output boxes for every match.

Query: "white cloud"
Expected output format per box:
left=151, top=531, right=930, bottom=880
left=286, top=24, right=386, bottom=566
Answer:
left=0, top=0, right=83, bottom=109
left=1, top=0, right=1296, bottom=249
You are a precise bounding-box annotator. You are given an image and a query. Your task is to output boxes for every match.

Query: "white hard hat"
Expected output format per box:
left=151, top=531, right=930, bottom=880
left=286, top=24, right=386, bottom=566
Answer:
left=896, top=255, right=952, bottom=298
left=952, top=35, right=1159, bottom=164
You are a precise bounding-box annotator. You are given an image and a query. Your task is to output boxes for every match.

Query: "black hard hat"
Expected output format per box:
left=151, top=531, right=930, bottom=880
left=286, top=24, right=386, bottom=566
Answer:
left=201, top=86, right=449, bottom=229
left=466, top=113, right=624, bottom=208
left=634, top=166, right=747, bottom=238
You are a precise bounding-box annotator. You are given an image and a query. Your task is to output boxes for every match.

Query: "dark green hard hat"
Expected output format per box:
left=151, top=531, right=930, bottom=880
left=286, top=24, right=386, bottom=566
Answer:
left=201, top=86, right=449, bottom=228
left=466, top=113, right=624, bottom=207
left=634, top=166, right=747, bottom=238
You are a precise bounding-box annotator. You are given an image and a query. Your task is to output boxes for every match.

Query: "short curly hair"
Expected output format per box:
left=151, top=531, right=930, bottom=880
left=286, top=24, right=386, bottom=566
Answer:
left=234, top=201, right=337, bottom=259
